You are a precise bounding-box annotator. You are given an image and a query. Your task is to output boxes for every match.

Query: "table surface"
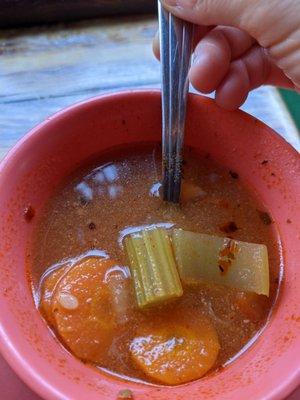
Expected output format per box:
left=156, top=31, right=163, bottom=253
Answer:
left=0, top=15, right=299, bottom=400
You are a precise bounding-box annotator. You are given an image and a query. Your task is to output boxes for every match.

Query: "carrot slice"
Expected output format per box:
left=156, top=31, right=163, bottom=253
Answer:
left=130, top=316, right=220, bottom=385
left=52, top=257, right=124, bottom=364
left=40, top=264, right=70, bottom=326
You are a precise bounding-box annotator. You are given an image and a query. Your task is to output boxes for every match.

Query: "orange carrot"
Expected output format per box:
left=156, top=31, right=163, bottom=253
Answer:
left=130, top=316, right=220, bottom=385
left=51, top=257, right=124, bottom=364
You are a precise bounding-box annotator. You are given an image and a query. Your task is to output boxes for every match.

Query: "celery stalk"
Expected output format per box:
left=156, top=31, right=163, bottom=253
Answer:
left=172, top=229, right=269, bottom=296
left=124, top=228, right=183, bottom=308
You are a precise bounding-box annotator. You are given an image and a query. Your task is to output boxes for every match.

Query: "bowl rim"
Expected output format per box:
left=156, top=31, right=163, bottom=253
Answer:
left=0, top=89, right=299, bottom=400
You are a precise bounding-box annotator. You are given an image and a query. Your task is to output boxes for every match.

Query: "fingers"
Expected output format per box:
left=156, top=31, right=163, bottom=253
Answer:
left=188, top=26, right=293, bottom=109
left=189, top=27, right=255, bottom=93
left=153, top=12, right=296, bottom=110
left=215, top=59, right=250, bottom=110
left=190, top=29, right=231, bottom=93
left=212, top=26, right=255, bottom=60
left=159, top=0, right=300, bottom=93
left=215, top=46, right=294, bottom=110
left=264, top=54, right=295, bottom=89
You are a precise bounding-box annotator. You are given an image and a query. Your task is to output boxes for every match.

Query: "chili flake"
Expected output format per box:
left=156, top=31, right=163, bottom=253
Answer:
left=229, top=170, right=239, bottom=179
left=218, top=240, right=239, bottom=275
left=88, top=222, right=96, bottom=230
left=257, top=210, right=272, bottom=225
left=220, top=221, right=238, bottom=233
left=218, top=260, right=231, bottom=275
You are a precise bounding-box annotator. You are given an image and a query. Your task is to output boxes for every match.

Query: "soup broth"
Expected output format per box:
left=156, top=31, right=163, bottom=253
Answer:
left=31, top=143, right=281, bottom=385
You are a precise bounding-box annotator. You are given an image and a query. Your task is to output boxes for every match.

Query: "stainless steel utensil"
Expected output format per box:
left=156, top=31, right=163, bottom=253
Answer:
left=158, top=1, right=194, bottom=203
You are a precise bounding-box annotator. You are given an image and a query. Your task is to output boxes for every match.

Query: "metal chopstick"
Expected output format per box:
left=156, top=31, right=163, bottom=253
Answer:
left=158, top=1, right=194, bottom=203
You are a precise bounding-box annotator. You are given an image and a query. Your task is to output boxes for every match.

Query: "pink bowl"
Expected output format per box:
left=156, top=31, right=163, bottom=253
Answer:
left=0, top=91, right=299, bottom=400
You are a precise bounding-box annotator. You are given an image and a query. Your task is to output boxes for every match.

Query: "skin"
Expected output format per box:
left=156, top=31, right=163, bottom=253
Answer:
left=154, top=0, right=300, bottom=110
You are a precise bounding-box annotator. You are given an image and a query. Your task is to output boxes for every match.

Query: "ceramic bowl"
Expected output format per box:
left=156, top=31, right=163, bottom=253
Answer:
left=0, top=91, right=299, bottom=400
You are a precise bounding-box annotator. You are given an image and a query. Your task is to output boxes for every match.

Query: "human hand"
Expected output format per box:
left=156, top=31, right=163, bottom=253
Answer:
left=154, top=0, right=300, bottom=110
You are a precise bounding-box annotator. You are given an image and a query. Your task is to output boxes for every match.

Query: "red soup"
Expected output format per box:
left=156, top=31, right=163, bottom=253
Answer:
left=30, top=143, right=281, bottom=386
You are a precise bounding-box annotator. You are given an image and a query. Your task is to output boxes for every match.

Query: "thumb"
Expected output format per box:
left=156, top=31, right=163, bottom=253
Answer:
left=160, top=0, right=253, bottom=30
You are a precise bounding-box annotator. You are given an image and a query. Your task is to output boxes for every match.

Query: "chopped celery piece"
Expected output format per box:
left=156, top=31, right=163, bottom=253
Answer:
left=172, top=229, right=269, bottom=296
left=124, top=228, right=183, bottom=309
